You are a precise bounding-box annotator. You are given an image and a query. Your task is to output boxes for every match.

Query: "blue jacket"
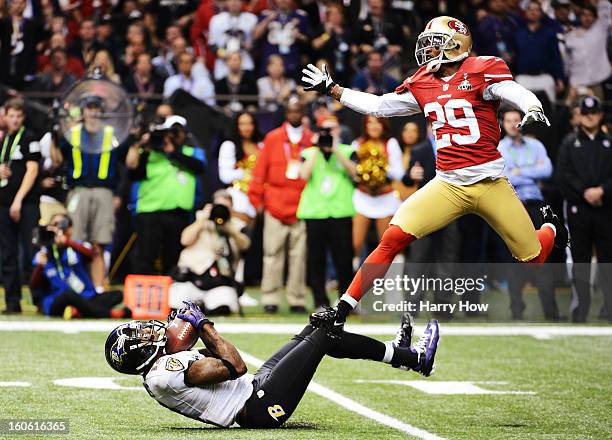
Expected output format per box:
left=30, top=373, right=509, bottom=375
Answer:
left=34, top=243, right=97, bottom=315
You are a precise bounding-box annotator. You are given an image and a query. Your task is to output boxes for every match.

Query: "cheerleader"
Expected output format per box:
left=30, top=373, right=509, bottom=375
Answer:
left=351, top=115, right=404, bottom=259
left=218, top=111, right=263, bottom=222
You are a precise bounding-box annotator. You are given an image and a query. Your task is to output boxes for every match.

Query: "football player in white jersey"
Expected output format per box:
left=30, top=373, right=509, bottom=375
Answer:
left=105, top=302, right=439, bottom=429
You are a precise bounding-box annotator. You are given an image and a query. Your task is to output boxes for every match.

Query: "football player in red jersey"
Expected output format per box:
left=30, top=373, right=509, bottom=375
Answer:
left=302, top=16, right=569, bottom=332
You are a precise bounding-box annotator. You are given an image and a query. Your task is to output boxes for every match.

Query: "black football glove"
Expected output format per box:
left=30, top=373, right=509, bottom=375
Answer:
left=301, top=63, right=336, bottom=95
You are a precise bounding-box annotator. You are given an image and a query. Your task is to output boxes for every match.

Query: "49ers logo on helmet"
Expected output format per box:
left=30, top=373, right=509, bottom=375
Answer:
left=448, top=20, right=469, bottom=35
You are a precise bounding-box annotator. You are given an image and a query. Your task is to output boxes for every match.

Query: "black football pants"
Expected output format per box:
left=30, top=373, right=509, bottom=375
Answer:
left=237, top=325, right=386, bottom=428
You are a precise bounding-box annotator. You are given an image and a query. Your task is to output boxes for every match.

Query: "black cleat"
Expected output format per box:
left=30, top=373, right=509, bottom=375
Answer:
left=540, top=205, right=569, bottom=249
left=392, top=312, right=413, bottom=370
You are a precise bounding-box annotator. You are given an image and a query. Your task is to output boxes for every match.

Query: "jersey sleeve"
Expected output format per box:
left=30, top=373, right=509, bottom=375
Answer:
left=340, top=87, right=421, bottom=117
left=478, top=56, right=514, bottom=85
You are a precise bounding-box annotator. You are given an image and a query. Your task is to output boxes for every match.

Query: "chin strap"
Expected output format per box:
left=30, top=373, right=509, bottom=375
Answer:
left=426, top=51, right=469, bottom=73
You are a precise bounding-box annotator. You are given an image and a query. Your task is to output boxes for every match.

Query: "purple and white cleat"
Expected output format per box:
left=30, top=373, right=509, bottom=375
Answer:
left=411, top=320, right=440, bottom=377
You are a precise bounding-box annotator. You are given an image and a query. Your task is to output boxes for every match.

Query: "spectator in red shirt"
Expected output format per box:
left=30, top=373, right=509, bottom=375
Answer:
left=37, top=32, right=85, bottom=78
left=248, top=97, right=313, bottom=314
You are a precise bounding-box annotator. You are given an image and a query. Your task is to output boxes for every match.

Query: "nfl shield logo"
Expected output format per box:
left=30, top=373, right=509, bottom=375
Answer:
left=443, top=83, right=449, bottom=91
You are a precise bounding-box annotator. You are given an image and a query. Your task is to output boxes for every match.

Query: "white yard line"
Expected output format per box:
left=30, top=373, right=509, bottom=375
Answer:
left=238, top=350, right=447, bottom=440
left=1, top=321, right=612, bottom=338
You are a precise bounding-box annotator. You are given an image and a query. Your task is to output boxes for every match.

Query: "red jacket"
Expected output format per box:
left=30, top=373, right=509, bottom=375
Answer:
left=248, top=123, right=312, bottom=224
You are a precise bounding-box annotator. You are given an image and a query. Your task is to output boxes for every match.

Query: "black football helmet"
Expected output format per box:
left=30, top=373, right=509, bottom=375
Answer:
left=105, top=320, right=167, bottom=375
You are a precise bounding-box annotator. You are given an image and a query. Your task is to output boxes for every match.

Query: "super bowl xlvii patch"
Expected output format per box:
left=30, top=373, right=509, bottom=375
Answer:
left=165, top=357, right=184, bottom=372
left=457, top=73, right=472, bottom=91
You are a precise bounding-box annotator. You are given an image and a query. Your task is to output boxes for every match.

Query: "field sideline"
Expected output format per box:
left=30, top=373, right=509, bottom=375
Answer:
left=1, top=320, right=611, bottom=440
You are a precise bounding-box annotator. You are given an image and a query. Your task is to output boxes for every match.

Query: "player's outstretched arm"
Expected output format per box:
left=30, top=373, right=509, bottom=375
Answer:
left=301, top=64, right=421, bottom=118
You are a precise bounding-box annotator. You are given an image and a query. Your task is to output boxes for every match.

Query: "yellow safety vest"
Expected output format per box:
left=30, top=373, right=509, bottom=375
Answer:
left=70, top=125, right=114, bottom=180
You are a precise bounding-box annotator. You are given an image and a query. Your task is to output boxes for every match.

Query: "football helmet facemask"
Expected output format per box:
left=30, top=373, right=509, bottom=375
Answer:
left=105, top=320, right=167, bottom=375
left=415, top=16, right=473, bottom=73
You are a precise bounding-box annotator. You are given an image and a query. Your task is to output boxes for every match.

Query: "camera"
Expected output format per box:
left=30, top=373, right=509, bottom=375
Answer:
left=210, top=204, right=231, bottom=225
left=146, top=117, right=184, bottom=151
left=32, top=217, right=72, bottom=249
left=32, top=226, right=56, bottom=248
left=317, top=127, right=333, bottom=149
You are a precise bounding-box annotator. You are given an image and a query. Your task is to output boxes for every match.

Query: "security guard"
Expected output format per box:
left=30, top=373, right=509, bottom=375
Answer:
left=557, top=95, right=612, bottom=322
left=51, top=94, right=131, bottom=291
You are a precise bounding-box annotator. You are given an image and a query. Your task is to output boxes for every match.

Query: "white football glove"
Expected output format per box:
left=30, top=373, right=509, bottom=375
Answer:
left=518, top=106, right=551, bottom=128
left=301, top=63, right=336, bottom=95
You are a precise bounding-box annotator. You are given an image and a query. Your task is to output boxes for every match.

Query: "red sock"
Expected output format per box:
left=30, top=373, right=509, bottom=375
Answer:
left=346, top=225, right=416, bottom=302
left=528, top=226, right=555, bottom=264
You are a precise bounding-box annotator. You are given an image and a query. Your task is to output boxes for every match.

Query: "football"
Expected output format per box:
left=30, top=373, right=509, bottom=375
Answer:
left=165, top=317, right=199, bottom=354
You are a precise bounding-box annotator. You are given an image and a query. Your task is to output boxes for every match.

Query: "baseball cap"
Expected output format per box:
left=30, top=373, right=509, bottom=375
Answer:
left=159, top=115, right=187, bottom=130
left=579, top=95, right=602, bottom=113
left=80, top=94, right=104, bottom=108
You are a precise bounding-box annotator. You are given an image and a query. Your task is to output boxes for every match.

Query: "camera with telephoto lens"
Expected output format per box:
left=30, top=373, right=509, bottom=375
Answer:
left=317, top=127, right=333, bottom=149
left=146, top=118, right=183, bottom=151
left=210, top=204, right=231, bottom=225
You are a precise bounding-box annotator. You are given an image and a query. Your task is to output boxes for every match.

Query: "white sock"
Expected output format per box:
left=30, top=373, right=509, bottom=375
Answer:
left=382, top=342, right=394, bottom=364
left=340, top=293, right=358, bottom=309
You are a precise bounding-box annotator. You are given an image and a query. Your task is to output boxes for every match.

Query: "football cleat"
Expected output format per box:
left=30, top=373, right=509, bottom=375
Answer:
left=541, top=205, right=570, bottom=249
left=411, top=320, right=440, bottom=377
left=392, top=312, right=414, bottom=370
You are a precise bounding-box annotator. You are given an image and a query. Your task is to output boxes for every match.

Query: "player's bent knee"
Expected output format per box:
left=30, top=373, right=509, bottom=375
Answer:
left=379, top=225, right=417, bottom=255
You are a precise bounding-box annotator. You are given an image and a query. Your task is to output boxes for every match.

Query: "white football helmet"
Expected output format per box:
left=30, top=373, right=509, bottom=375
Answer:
left=415, top=16, right=473, bottom=73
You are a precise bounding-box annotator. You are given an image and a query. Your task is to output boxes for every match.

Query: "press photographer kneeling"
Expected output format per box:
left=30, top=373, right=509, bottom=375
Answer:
left=30, top=213, right=130, bottom=318
left=169, top=189, right=251, bottom=315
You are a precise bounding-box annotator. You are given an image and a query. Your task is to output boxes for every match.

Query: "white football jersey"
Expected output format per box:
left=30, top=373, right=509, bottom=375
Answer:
left=143, top=350, right=254, bottom=427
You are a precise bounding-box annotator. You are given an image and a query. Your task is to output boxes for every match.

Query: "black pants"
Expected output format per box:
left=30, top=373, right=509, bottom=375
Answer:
left=237, top=325, right=385, bottom=428
left=0, top=204, right=39, bottom=311
left=48, top=290, right=123, bottom=318
left=306, top=218, right=353, bottom=308
left=135, top=209, right=190, bottom=275
left=508, top=201, right=559, bottom=320
left=566, top=203, right=612, bottom=322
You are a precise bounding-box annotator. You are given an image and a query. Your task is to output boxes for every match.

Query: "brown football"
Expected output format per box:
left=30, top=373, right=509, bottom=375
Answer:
left=165, top=317, right=199, bottom=354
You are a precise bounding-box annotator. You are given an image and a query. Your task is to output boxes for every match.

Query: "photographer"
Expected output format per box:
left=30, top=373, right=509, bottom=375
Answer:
left=126, top=114, right=206, bottom=275
left=297, top=115, right=356, bottom=310
left=169, top=190, right=251, bottom=315
left=29, top=213, right=130, bottom=318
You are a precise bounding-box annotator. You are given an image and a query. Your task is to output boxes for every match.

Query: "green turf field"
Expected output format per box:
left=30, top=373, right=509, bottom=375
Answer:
left=1, top=322, right=611, bottom=440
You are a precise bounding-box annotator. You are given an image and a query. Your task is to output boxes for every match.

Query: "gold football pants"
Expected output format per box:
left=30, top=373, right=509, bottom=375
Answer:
left=390, top=176, right=541, bottom=261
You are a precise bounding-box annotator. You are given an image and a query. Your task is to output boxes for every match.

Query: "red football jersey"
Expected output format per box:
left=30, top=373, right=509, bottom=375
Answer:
left=395, top=56, right=513, bottom=172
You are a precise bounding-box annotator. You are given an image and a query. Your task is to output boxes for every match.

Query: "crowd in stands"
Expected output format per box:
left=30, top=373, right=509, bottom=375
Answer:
left=0, top=0, right=610, bottom=322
